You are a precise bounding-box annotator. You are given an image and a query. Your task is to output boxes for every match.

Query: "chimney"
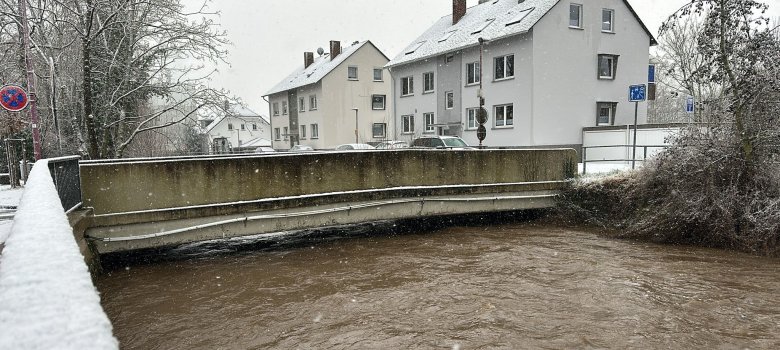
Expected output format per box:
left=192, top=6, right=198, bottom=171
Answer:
left=304, top=52, right=314, bottom=68
left=453, top=0, right=467, bottom=25
left=329, top=40, right=341, bottom=61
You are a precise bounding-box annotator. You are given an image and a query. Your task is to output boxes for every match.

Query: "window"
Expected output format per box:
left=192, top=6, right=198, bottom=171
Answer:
left=274, top=128, right=281, bottom=140
left=494, top=54, right=514, bottom=80
left=240, top=124, right=245, bottom=131
left=299, top=97, right=305, bottom=112
left=272, top=102, right=279, bottom=116
left=348, top=66, right=358, bottom=80
left=597, top=102, right=616, bottom=125
left=445, top=91, right=454, bottom=109
left=309, top=95, right=317, bottom=110
left=372, top=123, right=387, bottom=138
left=495, top=104, right=514, bottom=127
left=311, top=124, right=319, bottom=139
left=253, top=123, right=257, bottom=130
left=423, top=72, right=435, bottom=93
left=472, top=18, right=495, bottom=34
left=467, top=62, right=480, bottom=85
left=598, top=54, right=618, bottom=79
left=466, top=108, right=479, bottom=129
left=424, top=113, right=435, bottom=133
left=283, top=127, right=289, bottom=140
left=402, top=115, right=415, bottom=134
left=300, top=124, right=307, bottom=139
left=282, top=101, right=288, bottom=115
left=439, top=30, right=457, bottom=42
left=372, top=95, right=386, bottom=110
left=373, top=68, right=383, bottom=81
left=228, top=123, right=234, bottom=130
left=569, top=3, right=582, bottom=28
left=445, top=54, right=454, bottom=63
left=401, top=76, right=414, bottom=96
left=602, top=9, right=614, bottom=32
left=405, top=41, right=425, bottom=55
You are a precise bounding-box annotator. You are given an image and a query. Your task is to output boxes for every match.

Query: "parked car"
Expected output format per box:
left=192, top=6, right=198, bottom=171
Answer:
left=335, top=143, right=375, bottom=151
left=253, top=146, right=277, bottom=153
left=411, top=136, right=471, bottom=149
left=375, top=140, right=410, bottom=150
left=289, top=145, right=314, bottom=152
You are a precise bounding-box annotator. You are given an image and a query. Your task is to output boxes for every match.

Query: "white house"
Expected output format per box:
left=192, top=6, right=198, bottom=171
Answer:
left=263, top=40, right=392, bottom=150
left=386, top=0, right=656, bottom=150
left=202, top=105, right=271, bottom=153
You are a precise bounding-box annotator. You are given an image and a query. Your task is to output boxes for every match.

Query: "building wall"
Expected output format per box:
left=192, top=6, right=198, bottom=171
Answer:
left=320, top=43, right=392, bottom=148
left=389, top=60, right=439, bottom=143
left=207, top=116, right=271, bottom=149
left=268, top=92, right=290, bottom=149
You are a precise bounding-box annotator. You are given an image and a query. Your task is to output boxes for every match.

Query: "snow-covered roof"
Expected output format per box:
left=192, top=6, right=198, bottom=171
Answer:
left=240, top=137, right=272, bottom=148
left=203, top=105, right=269, bottom=134
left=264, top=40, right=385, bottom=96
left=387, top=0, right=656, bottom=67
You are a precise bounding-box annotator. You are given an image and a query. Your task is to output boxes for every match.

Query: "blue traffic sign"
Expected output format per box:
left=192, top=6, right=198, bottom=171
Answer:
left=648, top=65, right=656, bottom=83
left=686, top=96, right=695, bottom=113
left=629, top=84, right=646, bottom=102
left=0, top=85, right=29, bottom=112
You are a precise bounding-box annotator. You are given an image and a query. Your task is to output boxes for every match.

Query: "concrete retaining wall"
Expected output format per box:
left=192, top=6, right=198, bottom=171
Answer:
left=81, top=149, right=577, bottom=216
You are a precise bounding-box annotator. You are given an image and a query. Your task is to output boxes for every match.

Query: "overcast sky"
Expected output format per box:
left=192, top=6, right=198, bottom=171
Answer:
left=182, top=0, right=778, bottom=115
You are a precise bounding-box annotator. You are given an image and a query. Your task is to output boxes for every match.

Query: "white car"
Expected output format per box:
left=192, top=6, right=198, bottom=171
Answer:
left=253, top=146, right=277, bottom=153
left=335, top=143, right=375, bottom=151
left=290, top=145, right=314, bottom=152
left=375, top=141, right=410, bottom=150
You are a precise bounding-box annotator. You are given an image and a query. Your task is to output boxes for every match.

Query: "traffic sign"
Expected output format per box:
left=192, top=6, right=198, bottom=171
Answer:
left=477, top=125, right=487, bottom=142
left=477, top=107, right=488, bottom=125
left=0, top=85, right=29, bottom=112
left=686, top=96, right=695, bottom=113
left=629, top=84, right=646, bottom=102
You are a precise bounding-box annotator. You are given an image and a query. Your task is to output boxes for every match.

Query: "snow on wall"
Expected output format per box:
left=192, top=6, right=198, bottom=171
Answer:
left=0, top=161, right=118, bottom=349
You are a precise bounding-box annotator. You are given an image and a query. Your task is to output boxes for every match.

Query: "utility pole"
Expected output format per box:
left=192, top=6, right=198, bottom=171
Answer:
left=17, top=0, right=43, bottom=160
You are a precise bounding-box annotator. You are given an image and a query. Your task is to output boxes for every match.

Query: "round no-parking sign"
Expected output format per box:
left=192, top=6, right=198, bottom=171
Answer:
left=0, top=85, right=29, bottom=112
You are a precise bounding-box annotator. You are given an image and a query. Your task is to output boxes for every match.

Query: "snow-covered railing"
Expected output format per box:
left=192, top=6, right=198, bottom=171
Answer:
left=0, top=160, right=117, bottom=349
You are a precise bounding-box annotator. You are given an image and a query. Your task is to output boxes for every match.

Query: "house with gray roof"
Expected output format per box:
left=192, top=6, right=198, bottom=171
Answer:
left=263, top=40, right=392, bottom=150
left=202, top=104, right=271, bottom=154
left=386, top=0, right=656, bottom=151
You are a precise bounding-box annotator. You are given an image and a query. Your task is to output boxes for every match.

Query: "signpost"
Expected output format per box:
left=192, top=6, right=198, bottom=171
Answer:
left=628, top=84, right=646, bottom=169
left=0, top=85, right=29, bottom=112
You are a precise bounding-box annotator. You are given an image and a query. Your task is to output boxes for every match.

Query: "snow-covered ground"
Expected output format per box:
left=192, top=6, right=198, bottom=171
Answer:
left=579, top=162, right=637, bottom=175
left=0, top=162, right=117, bottom=349
left=0, top=185, right=24, bottom=244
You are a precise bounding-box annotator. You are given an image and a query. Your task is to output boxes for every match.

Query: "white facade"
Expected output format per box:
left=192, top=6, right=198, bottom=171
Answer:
left=203, top=106, right=271, bottom=152
left=387, top=0, right=655, bottom=149
left=264, top=41, right=392, bottom=150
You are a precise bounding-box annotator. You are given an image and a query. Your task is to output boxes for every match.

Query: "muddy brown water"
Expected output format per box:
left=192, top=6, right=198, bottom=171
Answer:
left=96, top=221, right=780, bottom=349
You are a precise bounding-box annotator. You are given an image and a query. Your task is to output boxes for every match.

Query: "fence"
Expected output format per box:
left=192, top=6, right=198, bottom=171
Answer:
left=582, top=144, right=670, bottom=174
left=46, top=156, right=82, bottom=212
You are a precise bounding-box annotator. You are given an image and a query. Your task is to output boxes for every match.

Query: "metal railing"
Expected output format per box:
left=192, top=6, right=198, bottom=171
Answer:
left=46, top=156, right=82, bottom=212
left=582, top=145, right=670, bottom=174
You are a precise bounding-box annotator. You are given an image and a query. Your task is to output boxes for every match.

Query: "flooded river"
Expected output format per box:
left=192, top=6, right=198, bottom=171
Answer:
left=96, top=218, right=780, bottom=349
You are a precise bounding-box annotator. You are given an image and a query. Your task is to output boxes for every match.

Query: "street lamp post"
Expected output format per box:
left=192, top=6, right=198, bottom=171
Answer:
left=352, top=108, right=359, bottom=143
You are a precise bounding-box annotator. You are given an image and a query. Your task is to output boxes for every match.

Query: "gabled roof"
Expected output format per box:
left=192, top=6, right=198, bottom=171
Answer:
left=203, top=105, right=269, bottom=133
left=264, top=40, right=389, bottom=96
left=387, top=0, right=656, bottom=68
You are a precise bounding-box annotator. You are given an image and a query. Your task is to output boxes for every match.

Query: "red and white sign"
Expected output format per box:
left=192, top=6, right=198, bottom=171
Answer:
left=0, top=85, right=29, bottom=112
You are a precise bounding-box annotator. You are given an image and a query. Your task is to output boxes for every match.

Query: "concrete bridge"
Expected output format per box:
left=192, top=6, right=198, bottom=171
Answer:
left=79, top=149, right=576, bottom=254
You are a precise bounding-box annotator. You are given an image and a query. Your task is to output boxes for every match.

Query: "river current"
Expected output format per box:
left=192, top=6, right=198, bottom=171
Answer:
left=96, top=219, right=780, bottom=349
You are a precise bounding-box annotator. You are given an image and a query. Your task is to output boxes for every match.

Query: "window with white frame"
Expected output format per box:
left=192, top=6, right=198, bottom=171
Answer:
left=597, top=102, right=616, bottom=125
left=401, top=76, right=414, bottom=96
left=445, top=91, right=454, bottom=109
left=283, top=127, right=289, bottom=140
left=423, top=72, right=435, bottom=93
left=569, top=3, right=583, bottom=28
left=274, top=128, right=281, bottom=140
left=372, top=123, right=387, bottom=138
left=494, top=54, right=514, bottom=80
left=602, top=9, right=614, bottom=32
left=373, top=68, right=383, bottom=81
left=300, top=124, right=307, bottom=139
left=299, top=97, right=305, bottom=112
left=466, top=108, right=479, bottom=129
left=348, top=66, right=358, bottom=80
left=402, top=115, right=415, bottom=133
left=424, top=113, right=435, bottom=133
left=309, top=95, right=317, bottom=110
left=598, top=54, right=618, bottom=79
left=282, top=100, right=288, bottom=115
left=467, top=62, right=480, bottom=85
left=495, top=104, right=514, bottom=127
left=272, top=102, right=279, bottom=116
left=372, top=95, right=386, bottom=110
left=311, top=124, right=319, bottom=139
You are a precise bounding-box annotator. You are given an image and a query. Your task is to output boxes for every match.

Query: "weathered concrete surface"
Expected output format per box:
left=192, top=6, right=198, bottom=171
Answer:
left=81, top=149, right=577, bottom=216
